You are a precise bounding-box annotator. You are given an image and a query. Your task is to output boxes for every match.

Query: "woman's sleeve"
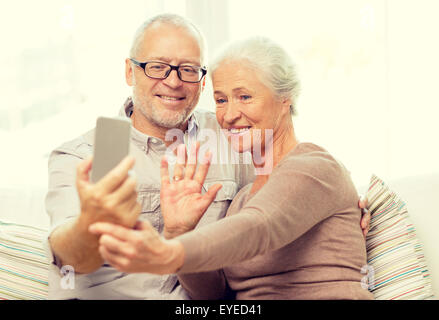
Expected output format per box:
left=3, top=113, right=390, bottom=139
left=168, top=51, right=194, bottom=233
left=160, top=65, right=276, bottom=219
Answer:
left=175, top=152, right=350, bottom=274
left=178, top=269, right=234, bottom=300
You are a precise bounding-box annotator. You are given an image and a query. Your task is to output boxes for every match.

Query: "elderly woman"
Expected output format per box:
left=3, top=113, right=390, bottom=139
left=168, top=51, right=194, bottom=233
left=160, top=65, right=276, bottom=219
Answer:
left=90, top=37, right=374, bottom=300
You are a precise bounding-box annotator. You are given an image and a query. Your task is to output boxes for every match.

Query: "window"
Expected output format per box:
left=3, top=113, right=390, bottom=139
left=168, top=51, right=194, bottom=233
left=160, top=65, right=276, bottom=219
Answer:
left=225, top=0, right=439, bottom=187
left=0, top=0, right=187, bottom=187
left=1, top=0, right=438, bottom=189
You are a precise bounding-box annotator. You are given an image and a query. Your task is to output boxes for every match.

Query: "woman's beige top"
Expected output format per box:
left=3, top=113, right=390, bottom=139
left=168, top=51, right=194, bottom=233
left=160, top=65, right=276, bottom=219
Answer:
left=176, top=143, right=374, bottom=300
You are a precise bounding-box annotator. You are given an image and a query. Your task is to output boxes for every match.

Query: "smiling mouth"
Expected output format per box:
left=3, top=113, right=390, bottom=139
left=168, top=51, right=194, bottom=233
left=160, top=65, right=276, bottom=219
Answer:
left=228, top=127, right=251, bottom=134
left=157, top=95, right=185, bottom=101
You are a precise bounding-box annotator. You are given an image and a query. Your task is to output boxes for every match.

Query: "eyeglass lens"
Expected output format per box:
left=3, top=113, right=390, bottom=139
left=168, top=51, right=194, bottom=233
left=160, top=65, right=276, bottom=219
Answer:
left=145, top=62, right=202, bottom=82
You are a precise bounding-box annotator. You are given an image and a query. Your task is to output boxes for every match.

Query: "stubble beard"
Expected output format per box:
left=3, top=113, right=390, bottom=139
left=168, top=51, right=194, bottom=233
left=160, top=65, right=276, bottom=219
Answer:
left=132, top=91, right=195, bottom=129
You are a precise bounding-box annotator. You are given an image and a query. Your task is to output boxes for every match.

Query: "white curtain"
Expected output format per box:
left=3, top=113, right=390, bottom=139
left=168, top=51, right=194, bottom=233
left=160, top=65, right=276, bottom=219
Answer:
left=213, top=0, right=439, bottom=187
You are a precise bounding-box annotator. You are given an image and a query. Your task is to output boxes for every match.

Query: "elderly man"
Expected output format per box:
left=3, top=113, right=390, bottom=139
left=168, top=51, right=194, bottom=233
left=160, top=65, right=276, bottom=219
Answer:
left=46, top=13, right=370, bottom=300
left=46, top=13, right=254, bottom=300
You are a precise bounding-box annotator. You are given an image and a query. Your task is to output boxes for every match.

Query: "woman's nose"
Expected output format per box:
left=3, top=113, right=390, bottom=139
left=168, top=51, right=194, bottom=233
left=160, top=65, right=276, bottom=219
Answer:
left=223, top=102, right=241, bottom=123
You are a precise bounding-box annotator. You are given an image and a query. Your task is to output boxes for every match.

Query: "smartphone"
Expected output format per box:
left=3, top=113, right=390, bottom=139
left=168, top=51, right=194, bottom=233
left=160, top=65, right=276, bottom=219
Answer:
left=90, top=116, right=132, bottom=183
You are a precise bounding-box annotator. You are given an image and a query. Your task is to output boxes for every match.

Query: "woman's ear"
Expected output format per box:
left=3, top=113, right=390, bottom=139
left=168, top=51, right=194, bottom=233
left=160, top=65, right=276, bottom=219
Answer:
left=281, top=98, right=292, bottom=116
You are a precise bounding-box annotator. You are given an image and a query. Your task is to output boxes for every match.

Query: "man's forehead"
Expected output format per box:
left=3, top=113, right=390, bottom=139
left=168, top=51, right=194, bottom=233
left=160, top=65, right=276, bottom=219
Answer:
left=145, top=55, right=201, bottom=65
left=137, top=23, right=203, bottom=64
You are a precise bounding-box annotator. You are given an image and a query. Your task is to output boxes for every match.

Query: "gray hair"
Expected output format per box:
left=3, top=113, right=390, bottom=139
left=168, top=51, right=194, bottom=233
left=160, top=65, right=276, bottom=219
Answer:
left=210, top=37, right=300, bottom=115
left=129, top=13, right=207, bottom=66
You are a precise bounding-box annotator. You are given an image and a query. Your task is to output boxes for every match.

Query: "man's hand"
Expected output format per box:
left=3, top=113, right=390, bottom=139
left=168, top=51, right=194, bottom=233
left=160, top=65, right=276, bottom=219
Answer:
left=49, top=156, right=141, bottom=274
left=160, top=143, right=222, bottom=239
left=76, top=155, right=141, bottom=230
left=358, top=195, right=371, bottom=238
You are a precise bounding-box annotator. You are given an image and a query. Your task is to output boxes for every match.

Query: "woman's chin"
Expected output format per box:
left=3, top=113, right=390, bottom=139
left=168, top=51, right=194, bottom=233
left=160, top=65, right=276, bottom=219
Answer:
left=230, top=142, right=252, bottom=154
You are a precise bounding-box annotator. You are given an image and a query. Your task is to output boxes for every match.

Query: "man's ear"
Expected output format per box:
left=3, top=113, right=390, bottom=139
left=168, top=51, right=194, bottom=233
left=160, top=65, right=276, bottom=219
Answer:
left=201, top=77, right=206, bottom=91
left=125, top=58, right=134, bottom=86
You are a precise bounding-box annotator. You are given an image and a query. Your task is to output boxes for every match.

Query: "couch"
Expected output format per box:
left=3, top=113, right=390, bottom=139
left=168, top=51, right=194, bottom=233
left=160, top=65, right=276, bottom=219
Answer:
left=1, top=173, right=438, bottom=299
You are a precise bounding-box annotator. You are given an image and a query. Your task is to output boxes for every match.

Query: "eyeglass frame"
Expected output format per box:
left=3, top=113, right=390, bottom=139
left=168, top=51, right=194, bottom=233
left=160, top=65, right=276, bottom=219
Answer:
left=129, top=58, right=207, bottom=83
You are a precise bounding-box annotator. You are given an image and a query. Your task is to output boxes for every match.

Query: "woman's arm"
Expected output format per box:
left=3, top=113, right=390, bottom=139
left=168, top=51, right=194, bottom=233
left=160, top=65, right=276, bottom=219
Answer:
left=89, top=146, right=353, bottom=275
left=178, top=270, right=232, bottom=300
left=176, top=149, right=349, bottom=273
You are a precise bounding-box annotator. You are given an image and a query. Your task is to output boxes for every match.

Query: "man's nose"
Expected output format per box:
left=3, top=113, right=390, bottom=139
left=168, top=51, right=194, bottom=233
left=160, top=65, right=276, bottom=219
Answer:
left=162, top=69, right=183, bottom=88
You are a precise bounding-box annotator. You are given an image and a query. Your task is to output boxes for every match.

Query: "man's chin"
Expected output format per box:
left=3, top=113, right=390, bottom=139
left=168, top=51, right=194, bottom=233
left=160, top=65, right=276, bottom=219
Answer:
left=133, top=97, right=194, bottom=130
left=150, top=110, right=189, bottom=129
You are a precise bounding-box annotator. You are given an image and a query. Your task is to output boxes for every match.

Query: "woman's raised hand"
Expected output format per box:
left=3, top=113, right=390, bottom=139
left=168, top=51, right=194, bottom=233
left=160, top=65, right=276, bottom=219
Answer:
left=160, top=142, right=222, bottom=239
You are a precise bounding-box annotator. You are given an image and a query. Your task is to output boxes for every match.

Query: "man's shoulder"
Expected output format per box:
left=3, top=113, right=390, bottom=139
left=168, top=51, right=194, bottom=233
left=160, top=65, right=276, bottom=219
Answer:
left=193, top=109, right=220, bottom=130
left=52, top=128, right=95, bottom=160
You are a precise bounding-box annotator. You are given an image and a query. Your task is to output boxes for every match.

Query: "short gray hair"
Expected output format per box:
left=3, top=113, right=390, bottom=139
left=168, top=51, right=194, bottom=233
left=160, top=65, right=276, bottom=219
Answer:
left=210, top=37, right=300, bottom=115
left=129, top=14, right=207, bottom=66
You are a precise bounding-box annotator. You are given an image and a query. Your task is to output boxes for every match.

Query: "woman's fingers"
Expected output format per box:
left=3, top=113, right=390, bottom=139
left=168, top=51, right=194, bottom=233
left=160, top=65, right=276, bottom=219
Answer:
left=173, top=144, right=186, bottom=181
left=92, top=228, right=135, bottom=270
left=89, top=222, right=133, bottom=242
left=194, top=151, right=213, bottom=185
left=358, top=195, right=368, bottom=210
left=201, top=183, right=222, bottom=206
left=162, top=142, right=212, bottom=186
left=160, top=156, right=171, bottom=187
left=361, top=210, right=371, bottom=228
left=184, top=142, right=200, bottom=180
left=99, top=244, right=130, bottom=271
left=361, top=211, right=371, bottom=238
left=99, top=234, right=127, bottom=255
left=358, top=195, right=371, bottom=238
left=134, top=220, right=154, bottom=231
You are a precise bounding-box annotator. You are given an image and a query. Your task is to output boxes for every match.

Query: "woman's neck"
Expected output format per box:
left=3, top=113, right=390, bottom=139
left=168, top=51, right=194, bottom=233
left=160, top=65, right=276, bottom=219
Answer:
left=250, top=123, right=298, bottom=194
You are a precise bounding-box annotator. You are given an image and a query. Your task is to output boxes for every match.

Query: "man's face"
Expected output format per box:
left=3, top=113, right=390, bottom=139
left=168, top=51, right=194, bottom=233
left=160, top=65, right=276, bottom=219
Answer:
left=126, top=23, right=203, bottom=129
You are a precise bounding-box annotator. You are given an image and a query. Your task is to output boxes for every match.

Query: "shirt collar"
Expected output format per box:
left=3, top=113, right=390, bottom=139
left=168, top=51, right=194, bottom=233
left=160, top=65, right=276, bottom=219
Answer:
left=120, top=96, right=199, bottom=153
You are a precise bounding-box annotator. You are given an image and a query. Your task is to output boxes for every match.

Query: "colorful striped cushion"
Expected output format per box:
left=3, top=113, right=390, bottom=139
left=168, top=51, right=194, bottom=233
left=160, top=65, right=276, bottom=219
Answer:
left=0, top=174, right=435, bottom=300
left=0, top=221, right=48, bottom=300
left=365, top=175, right=434, bottom=300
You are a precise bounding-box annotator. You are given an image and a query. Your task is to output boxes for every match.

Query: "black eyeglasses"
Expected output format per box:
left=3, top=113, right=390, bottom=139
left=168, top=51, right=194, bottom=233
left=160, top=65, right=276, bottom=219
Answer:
left=130, top=58, right=207, bottom=83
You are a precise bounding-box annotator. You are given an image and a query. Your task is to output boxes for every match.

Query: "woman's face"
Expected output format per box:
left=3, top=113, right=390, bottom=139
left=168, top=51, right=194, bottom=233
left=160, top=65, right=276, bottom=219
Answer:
left=213, top=60, right=289, bottom=154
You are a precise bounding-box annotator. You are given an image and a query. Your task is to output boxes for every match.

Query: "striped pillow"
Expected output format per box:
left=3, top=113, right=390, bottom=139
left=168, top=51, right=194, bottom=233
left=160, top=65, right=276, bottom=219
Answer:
left=365, top=175, right=434, bottom=300
left=0, top=221, right=48, bottom=300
